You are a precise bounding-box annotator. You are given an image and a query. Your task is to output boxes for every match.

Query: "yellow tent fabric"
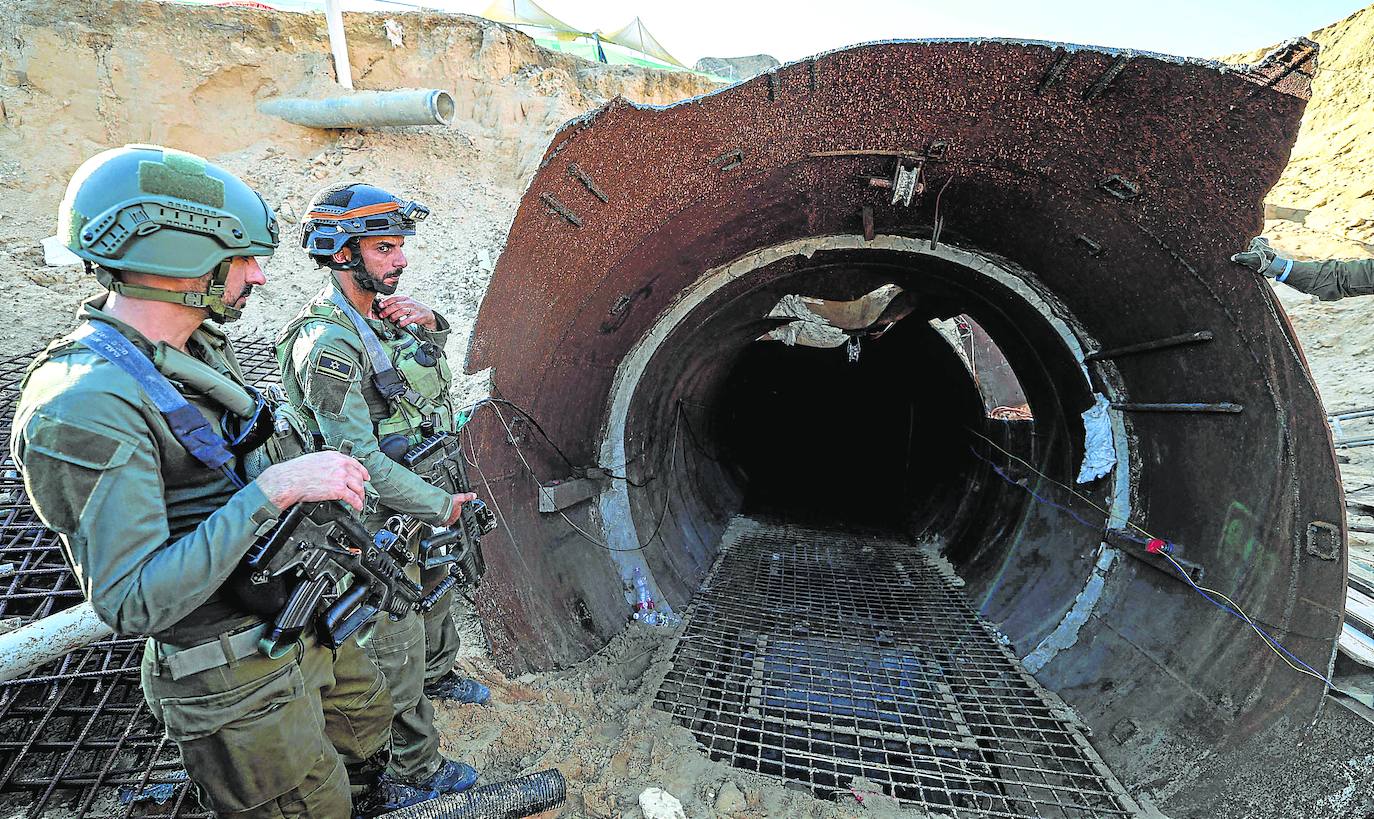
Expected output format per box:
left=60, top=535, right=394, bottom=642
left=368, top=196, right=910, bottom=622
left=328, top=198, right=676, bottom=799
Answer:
left=602, top=17, right=686, bottom=68
left=481, top=0, right=584, bottom=39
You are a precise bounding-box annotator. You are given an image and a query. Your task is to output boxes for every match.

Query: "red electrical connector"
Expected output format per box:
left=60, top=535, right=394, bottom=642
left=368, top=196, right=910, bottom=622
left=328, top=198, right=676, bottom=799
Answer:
left=1146, top=538, right=1171, bottom=555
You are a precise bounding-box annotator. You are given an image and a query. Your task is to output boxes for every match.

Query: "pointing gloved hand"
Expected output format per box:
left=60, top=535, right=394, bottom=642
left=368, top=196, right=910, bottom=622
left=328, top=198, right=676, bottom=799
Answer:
left=1230, top=236, right=1292, bottom=279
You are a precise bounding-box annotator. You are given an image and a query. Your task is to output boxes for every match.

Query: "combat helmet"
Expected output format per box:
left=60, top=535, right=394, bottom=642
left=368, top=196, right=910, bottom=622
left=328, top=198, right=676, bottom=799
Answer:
left=300, top=183, right=428, bottom=293
left=57, top=144, right=279, bottom=323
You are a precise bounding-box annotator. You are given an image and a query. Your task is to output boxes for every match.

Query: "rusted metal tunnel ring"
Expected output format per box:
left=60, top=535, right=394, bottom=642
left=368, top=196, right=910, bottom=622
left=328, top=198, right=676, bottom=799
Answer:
left=465, top=39, right=1341, bottom=809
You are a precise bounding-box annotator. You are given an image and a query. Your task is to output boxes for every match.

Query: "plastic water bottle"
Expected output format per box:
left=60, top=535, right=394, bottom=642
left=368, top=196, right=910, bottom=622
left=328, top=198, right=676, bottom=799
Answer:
left=631, top=567, right=654, bottom=620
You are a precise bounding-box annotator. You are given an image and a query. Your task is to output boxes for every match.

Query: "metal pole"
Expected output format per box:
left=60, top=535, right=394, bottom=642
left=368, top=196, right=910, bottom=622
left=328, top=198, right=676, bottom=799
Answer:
left=0, top=602, right=114, bottom=683
left=324, top=0, right=354, bottom=90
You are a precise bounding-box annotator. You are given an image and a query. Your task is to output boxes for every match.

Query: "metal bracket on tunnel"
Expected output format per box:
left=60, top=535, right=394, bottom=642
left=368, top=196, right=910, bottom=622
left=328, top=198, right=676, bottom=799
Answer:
left=566, top=163, right=608, bottom=203
left=1306, top=521, right=1340, bottom=561
left=539, top=476, right=608, bottom=513
left=540, top=192, right=582, bottom=227
left=1112, top=402, right=1243, bottom=414
left=601, top=285, right=653, bottom=333
left=1085, top=54, right=1132, bottom=101
left=1037, top=50, right=1074, bottom=94
left=1106, top=529, right=1206, bottom=583
left=1075, top=234, right=1105, bottom=257
left=1085, top=330, right=1214, bottom=362
left=712, top=149, right=744, bottom=172
left=1098, top=174, right=1141, bottom=202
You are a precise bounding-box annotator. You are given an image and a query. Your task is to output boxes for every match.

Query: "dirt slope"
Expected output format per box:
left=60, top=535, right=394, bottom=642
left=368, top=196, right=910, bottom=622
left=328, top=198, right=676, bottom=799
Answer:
left=0, top=0, right=719, bottom=406
left=1220, top=5, right=1374, bottom=435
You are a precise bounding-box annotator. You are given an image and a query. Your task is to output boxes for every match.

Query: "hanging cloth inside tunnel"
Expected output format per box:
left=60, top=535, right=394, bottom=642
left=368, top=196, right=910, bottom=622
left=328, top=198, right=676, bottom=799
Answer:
left=1076, top=393, right=1117, bottom=483
left=758, top=284, right=915, bottom=349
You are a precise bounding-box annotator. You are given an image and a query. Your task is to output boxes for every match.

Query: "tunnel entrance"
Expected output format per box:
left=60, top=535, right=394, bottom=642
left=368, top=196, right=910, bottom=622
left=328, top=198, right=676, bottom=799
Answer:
left=469, top=39, right=1344, bottom=814
left=607, top=237, right=1116, bottom=631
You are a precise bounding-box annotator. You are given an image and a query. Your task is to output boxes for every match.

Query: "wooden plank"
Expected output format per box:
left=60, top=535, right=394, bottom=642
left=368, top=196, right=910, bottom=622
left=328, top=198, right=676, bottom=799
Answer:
left=1347, top=588, right=1374, bottom=632
left=1339, top=623, right=1374, bottom=669
left=1350, top=559, right=1374, bottom=598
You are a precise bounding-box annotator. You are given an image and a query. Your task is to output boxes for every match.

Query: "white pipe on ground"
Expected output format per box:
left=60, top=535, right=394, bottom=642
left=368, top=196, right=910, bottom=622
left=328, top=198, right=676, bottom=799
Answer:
left=0, top=602, right=115, bottom=682
left=259, top=89, right=456, bottom=129
left=324, top=0, right=354, bottom=90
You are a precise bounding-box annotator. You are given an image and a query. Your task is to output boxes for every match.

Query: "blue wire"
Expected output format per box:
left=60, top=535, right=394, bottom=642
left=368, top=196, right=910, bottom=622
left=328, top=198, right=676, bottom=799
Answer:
left=970, top=444, right=1334, bottom=687
left=966, top=446, right=1103, bottom=531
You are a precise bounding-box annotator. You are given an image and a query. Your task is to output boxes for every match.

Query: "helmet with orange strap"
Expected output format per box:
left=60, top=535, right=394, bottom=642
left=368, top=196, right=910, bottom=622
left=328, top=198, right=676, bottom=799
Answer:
left=300, top=183, right=429, bottom=294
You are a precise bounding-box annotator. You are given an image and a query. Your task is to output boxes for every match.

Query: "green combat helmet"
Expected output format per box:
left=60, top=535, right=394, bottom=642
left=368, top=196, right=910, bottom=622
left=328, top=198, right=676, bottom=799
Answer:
left=57, top=144, right=279, bottom=322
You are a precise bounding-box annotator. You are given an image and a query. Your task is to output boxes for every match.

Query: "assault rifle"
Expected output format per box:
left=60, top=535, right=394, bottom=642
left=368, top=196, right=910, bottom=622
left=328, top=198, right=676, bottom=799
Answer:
left=230, top=500, right=425, bottom=658
left=378, top=430, right=497, bottom=606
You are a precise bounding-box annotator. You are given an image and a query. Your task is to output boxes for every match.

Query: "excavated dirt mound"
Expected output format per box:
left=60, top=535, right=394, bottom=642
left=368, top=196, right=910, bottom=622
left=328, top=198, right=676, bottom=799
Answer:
left=0, top=0, right=718, bottom=407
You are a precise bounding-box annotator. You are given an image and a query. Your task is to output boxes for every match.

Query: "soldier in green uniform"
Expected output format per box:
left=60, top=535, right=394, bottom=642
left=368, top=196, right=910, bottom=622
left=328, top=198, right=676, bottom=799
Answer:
left=1233, top=236, right=1374, bottom=298
left=276, top=183, right=488, bottom=808
left=11, top=145, right=399, bottom=817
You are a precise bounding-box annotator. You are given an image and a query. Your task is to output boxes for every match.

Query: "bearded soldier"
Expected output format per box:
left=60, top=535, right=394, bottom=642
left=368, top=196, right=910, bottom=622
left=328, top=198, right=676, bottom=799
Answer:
left=11, top=146, right=397, bottom=817
left=277, top=183, right=488, bottom=809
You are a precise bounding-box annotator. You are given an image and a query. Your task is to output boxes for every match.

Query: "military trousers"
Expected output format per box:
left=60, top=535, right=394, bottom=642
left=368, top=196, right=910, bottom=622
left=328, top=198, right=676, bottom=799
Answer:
left=420, top=563, right=461, bottom=686
left=364, top=609, right=442, bottom=783
left=142, top=629, right=391, bottom=818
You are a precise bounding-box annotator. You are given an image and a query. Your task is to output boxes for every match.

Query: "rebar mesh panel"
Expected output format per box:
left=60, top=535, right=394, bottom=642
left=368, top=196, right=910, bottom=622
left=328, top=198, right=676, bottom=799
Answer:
left=0, top=337, right=278, bottom=817
left=653, top=520, right=1141, bottom=818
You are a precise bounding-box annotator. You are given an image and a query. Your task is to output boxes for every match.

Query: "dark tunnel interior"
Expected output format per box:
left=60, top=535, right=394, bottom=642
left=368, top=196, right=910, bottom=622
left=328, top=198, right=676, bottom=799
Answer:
left=621, top=248, right=1111, bottom=631
left=720, top=317, right=986, bottom=528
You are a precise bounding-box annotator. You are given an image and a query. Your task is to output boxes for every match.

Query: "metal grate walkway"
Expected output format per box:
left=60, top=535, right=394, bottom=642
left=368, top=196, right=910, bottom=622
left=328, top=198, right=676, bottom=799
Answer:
left=653, top=519, right=1141, bottom=818
left=0, top=337, right=280, bottom=818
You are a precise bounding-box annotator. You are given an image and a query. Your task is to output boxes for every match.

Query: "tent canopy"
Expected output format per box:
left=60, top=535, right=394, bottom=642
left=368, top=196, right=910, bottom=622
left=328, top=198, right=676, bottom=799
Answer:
left=481, top=0, right=584, bottom=38
left=602, top=16, right=686, bottom=68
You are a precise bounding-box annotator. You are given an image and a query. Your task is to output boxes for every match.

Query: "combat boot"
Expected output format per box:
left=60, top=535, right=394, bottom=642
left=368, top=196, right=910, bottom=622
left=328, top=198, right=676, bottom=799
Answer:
left=354, top=777, right=439, bottom=817
left=423, top=671, right=491, bottom=705
left=413, top=757, right=479, bottom=794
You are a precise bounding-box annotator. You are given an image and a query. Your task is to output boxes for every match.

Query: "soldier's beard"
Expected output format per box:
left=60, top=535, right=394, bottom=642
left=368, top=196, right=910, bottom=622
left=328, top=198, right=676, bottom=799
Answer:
left=353, top=265, right=400, bottom=296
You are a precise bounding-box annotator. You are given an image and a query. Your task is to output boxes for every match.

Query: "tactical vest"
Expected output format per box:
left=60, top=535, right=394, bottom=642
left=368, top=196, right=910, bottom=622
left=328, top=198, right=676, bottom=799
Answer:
left=279, top=296, right=456, bottom=444
left=24, top=318, right=307, bottom=644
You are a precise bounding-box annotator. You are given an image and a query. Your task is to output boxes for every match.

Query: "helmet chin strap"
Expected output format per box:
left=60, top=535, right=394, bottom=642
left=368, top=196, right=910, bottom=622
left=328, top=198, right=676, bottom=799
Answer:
left=96, top=260, right=242, bottom=323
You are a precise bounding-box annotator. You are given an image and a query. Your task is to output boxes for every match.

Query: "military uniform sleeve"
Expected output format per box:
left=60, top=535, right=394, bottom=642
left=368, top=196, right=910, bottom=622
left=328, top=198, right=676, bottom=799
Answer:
left=1281, top=257, right=1374, bottom=301
left=11, top=390, right=280, bottom=635
left=289, top=324, right=453, bottom=524
left=420, top=311, right=450, bottom=347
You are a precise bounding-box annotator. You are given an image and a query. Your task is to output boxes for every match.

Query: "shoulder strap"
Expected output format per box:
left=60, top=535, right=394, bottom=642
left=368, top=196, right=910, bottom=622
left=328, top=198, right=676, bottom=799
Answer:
left=326, top=290, right=431, bottom=410
left=71, top=322, right=236, bottom=474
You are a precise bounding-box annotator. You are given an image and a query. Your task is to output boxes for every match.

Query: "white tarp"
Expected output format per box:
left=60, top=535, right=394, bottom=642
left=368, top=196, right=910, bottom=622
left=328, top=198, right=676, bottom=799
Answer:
left=1076, top=393, right=1117, bottom=483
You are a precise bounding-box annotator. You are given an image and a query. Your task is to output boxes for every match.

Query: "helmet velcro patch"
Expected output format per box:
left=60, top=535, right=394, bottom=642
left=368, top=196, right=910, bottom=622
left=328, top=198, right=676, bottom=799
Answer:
left=138, top=155, right=225, bottom=209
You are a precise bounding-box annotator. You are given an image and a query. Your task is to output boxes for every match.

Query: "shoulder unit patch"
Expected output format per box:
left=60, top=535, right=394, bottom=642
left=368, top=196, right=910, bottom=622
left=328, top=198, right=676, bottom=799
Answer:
left=316, top=351, right=356, bottom=382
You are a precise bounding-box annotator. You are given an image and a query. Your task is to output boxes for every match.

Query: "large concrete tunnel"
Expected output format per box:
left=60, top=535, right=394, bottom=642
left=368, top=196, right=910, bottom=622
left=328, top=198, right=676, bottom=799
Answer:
left=462, top=39, right=1345, bottom=811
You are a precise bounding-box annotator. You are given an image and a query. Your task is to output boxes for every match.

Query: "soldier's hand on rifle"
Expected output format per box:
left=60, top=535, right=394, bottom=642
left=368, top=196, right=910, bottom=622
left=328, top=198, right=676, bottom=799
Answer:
left=443, top=492, right=479, bottom=526
left=256, top=452, right=371, bottom=512
left=376, top=295, right=438, bottom=331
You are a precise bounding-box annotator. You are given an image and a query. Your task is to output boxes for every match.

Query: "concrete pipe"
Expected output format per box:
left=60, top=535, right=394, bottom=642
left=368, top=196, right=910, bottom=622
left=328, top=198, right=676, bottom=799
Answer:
left=258, top=89, right=455, bottom=129
left=463, top=38, right=1342, bottom=814
left=0, top=602, right=114, bottom=682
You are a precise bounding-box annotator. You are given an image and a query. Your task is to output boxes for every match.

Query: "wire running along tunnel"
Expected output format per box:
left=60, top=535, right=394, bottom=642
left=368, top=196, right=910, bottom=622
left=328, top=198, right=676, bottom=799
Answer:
left=462, top=39, right=1344, bottom=812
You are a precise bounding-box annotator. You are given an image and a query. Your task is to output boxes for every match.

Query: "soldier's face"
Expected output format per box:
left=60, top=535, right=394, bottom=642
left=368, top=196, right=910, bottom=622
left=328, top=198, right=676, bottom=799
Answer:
left=356, top=235, right=407, bottom=292
left=224, top=256, right=267, bottom=309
